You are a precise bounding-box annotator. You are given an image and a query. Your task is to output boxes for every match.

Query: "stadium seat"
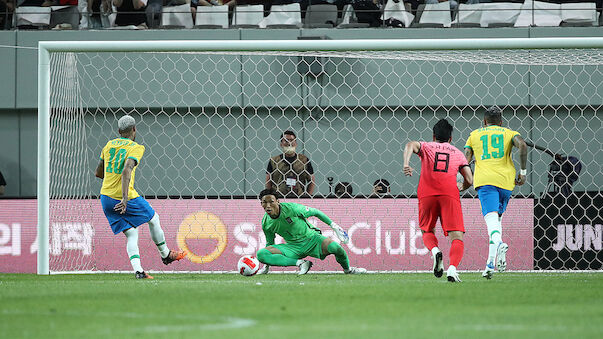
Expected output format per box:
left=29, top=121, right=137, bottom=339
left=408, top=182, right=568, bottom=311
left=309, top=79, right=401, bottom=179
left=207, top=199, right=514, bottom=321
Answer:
left=232, top=5, right=264, bottom=28
left=304, top=4, right=338, bottom=28
left=15, top=6, right=51, bottom=29
left=162, top=4, right=194, bottom=29
left=560, top=2, right=598, bottom=26
left=453, top=3, right=481, bottom=27
left=381, top=0, right=415, bottom=28
left=259, top=3, right=302, bottom=29
left=413, top=3, right=451, bottom=28
left=194, top=4, right=229, bottom=29
left=336, top=4, right=369, bottom=28
left=515, top=0, right=562, bottom=27
left=480, top=2, right=521, bottom=28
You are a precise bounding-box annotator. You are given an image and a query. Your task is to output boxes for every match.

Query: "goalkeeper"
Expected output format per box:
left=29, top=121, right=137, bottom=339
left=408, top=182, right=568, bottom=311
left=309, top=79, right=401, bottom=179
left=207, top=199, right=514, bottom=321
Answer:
left=256, top=189, right=366, bottom=275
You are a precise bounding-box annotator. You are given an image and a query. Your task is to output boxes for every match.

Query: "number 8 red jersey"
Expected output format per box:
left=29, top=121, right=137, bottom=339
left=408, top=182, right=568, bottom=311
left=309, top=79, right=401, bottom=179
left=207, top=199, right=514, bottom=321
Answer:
left=417, top=141, right=469, bottom=200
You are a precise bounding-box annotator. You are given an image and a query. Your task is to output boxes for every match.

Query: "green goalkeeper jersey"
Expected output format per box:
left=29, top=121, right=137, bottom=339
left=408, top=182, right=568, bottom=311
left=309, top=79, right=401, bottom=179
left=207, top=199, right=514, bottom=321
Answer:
left=261, top=202, right=333, bottom=246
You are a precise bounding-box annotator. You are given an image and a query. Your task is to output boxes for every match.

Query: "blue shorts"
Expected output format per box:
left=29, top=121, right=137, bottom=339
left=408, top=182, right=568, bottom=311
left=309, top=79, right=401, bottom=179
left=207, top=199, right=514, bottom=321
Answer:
left=476, top=185, right=512, bottom=216
left=100, top=195, right=155, bottom=234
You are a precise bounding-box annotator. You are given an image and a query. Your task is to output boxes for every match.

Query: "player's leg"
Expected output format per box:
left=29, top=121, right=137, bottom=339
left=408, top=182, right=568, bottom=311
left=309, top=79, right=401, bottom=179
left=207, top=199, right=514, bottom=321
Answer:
left=256, top=245, right=312, bottom=274
left=440, top=196, right=465, bottom=283
left=147, top=212, right=186, bottom=265
left=418, top=197, right=443, bottom=278
left=445, top=231, right=464, bottom=283
left=495, top=187, right=512, bottom=272
left=100, top=195, right=152, bottom=279
left=477, top=186, right=502, bottom=278
left=320, top=237, right=366, bottom=274
left=124, top=227, right=153, bottom=279
left=126, top=197, right=186, bottom=265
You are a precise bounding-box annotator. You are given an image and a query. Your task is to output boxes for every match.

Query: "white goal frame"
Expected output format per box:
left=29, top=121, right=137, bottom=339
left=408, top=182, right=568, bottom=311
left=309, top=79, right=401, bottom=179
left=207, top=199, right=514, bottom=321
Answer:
left=37, top=37, right=603, bottom=275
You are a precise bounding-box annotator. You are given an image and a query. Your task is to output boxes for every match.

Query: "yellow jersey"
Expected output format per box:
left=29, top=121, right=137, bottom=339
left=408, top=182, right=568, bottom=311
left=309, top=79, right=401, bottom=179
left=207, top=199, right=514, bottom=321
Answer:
left=100, top=137, right=145, bottom=200
left=464, top=125, right=520, bottom=191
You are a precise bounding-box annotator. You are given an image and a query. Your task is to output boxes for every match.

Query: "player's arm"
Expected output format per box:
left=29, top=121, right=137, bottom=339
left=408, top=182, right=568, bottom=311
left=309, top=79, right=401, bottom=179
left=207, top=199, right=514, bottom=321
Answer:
left=513, top=134, right=528, bottom=185
left=458, top=165, right=473, bottom=191
left=306, top=161, right=316, bottom=195
left=403, top=141, right=421, bottom=176
left=307, top=174, right=316, bottom=195
left=114, top=158, right=137, bottom=214
left=265, top=161, right=273, bottom=190
left=298, top=204, right=348, bottom=243
left=95, top=159, right=104, bottom=179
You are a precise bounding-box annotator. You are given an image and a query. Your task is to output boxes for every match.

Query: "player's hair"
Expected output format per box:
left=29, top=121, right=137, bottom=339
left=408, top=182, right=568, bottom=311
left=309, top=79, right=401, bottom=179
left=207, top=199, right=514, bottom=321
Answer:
left=281, top=130, right=296, bottom=140
left=433, top=119, right=453, bottom=142
left=118, top=115, right=136, bottom=133
left=484, top=106, right=503, bottom=125
left=373, top=179, right=390, bottom=193
left=259, top=188, right=282, bottom=200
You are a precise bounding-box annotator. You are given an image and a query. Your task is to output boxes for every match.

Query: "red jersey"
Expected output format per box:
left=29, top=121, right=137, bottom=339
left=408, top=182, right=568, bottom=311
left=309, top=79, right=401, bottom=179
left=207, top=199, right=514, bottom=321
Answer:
left=417, top=141, right=469, bottom=200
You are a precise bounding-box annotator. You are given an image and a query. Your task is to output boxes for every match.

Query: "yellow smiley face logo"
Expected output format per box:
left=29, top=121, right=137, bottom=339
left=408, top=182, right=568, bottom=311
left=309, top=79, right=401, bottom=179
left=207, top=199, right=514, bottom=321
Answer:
left=177, top=211, right=227, bottom=264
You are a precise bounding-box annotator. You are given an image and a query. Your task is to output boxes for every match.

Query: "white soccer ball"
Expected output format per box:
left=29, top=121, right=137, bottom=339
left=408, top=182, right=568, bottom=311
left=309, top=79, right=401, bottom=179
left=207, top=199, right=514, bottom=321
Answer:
left=237, top=255, right=260, bottom=276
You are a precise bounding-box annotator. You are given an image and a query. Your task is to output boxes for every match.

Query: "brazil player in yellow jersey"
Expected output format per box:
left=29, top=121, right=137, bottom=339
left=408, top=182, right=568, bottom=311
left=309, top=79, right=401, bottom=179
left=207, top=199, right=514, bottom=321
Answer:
left=464, top=107, right=528, bottom=279
left=256, top=189, right=366, bottom=275
left=95, top=115, right=185, bottom=279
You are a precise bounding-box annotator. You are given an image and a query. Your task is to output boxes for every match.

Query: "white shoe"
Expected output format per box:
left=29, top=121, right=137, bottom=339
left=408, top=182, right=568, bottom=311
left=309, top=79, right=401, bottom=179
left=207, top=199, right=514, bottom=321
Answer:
left=446, top=266, right=461, bottom=283
left=482, top=262, right=495, bottom=280
left=433, top=250, right=444, bottom=278
left=257, top=265, right=270, bottom=275
left=344, top=267, right=367, bottom=274
left=496, top=243, right=509, bottom=272
left=297, top=260, right=313, bottom=275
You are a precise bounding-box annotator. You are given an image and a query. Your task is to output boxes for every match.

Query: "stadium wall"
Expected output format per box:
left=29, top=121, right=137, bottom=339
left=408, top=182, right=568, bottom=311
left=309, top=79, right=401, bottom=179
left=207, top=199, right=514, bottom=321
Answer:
left=0, top=28, right=602, bottom=197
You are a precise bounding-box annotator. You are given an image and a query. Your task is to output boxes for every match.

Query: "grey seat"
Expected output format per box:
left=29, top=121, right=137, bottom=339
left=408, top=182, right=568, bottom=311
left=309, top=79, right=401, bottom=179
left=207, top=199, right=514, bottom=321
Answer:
left=412, top=4, right=445, bottom=28
left=304, top=4, right=338, bottom=28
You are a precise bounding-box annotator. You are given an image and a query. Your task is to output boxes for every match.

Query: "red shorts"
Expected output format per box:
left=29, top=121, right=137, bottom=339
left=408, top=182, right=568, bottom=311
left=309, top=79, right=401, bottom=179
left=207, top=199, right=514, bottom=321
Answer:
left=418, top=195, right=465, bottom=236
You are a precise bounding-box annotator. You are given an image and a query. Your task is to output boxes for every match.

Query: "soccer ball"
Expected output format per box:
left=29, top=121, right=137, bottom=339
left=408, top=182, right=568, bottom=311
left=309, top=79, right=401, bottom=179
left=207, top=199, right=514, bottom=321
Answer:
left=237, top=255, right=260, bottom=276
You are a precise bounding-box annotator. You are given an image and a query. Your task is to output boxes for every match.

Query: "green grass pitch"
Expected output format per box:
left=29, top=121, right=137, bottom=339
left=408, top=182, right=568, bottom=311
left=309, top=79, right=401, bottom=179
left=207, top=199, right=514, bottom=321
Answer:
left=1, top=272, right=602, bottom=339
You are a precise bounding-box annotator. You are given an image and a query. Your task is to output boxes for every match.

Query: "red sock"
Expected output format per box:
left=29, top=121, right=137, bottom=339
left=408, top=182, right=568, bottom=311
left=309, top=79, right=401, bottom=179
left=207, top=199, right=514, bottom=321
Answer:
left=449, top=239, right=464, bottom=267
left=421, top=232, right=438, bottom=251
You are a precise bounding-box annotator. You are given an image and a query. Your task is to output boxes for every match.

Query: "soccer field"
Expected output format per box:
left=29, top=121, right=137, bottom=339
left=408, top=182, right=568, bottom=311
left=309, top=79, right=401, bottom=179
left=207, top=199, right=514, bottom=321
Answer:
left=1, top=273, right=601, bottom=339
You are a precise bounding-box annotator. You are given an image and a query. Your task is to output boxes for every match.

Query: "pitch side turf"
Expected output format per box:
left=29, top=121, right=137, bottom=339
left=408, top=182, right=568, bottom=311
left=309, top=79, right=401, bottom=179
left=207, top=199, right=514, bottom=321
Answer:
left=1, top=273, right=601, bottom=339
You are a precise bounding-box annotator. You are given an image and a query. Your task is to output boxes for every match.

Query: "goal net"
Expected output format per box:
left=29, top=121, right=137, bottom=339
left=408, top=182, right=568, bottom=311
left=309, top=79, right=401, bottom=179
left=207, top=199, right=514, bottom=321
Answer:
left=39, top=39, right=603, bottom=274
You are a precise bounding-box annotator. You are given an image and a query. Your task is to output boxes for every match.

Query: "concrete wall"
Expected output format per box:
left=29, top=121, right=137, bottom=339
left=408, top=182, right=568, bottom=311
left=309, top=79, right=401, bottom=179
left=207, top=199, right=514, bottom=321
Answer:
left=0, top=27, right=602, bottom=197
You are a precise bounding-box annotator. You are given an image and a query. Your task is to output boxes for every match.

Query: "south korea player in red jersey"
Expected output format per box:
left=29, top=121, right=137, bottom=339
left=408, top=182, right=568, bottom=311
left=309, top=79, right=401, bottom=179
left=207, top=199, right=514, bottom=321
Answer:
left=403, top=119, right=473, bottom=282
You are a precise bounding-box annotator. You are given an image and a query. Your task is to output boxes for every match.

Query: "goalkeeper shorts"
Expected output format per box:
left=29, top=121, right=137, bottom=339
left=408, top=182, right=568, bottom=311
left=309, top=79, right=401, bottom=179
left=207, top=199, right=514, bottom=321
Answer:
left=101, top=195, right=155, bottom=234
left=271, top=234, right=329, bottom=260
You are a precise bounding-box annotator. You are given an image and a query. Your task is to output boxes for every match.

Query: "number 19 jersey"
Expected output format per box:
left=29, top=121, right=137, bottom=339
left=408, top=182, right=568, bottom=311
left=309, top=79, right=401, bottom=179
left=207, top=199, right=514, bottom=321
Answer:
left=464, top=126, right=519, bottom=191
left=100, top=137, right=145, bottom=200
left=417, top=141, right=468, bottom=200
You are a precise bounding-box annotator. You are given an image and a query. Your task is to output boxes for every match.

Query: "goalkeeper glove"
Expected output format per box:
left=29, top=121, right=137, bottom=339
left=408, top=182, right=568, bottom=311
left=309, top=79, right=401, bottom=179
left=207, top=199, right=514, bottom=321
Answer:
left=330, top=222, right=350, bottom=244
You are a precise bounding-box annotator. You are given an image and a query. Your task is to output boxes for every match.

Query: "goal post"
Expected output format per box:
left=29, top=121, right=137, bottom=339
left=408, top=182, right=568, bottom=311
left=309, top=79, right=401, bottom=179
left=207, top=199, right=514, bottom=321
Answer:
left=38, top=38, right=603, bottom=275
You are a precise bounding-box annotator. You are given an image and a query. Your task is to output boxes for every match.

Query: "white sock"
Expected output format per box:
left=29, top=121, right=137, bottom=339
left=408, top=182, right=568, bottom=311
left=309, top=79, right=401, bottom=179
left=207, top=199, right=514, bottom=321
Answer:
left=485, top=212, right=502, bottom=264
left=148, top=213, right=170, bottom=258
left=431, top=247, right=441, bottom=257
left=125, top=228, right=144, bottom=272
left=447, top=265, right=457, bottom=274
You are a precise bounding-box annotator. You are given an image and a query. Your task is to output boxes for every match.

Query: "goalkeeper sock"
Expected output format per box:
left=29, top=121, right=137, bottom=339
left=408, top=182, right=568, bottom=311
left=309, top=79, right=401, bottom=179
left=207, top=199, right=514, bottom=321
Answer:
left=327, top=241, right=350, bottom=271
left=421, top=231, right=438, bottom=251
left=148, top=213, right=170, bottom=258
left=449, top=239, right=464, bottom=267
left=256, top=248, right=298, bottom=266
left=125, top=227, right=144, bottom=272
